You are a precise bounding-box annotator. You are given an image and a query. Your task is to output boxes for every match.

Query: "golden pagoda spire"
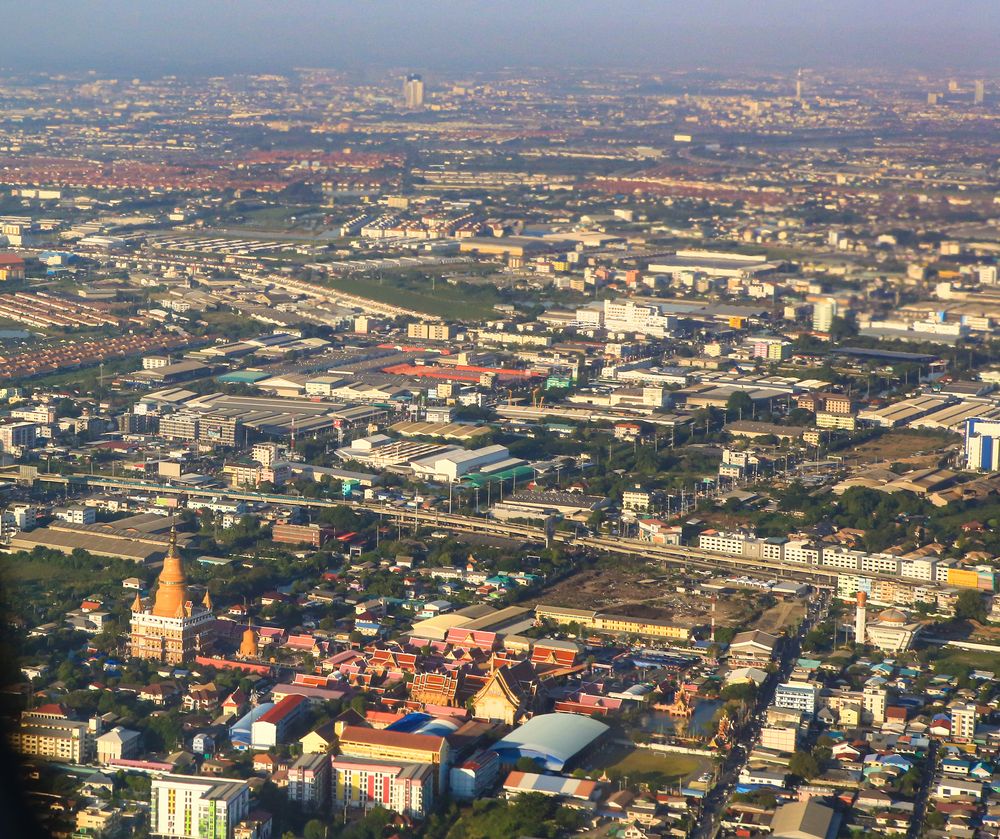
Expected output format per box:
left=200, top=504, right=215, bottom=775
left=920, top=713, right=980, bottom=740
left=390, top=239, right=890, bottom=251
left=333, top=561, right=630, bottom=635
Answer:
left=131, top=592, right=143, bottom=612
left=239, top=624, right=258, bottom=659
left=152, top=525, right=188, bottom=618
left=202, top=589, right=213, bottom=611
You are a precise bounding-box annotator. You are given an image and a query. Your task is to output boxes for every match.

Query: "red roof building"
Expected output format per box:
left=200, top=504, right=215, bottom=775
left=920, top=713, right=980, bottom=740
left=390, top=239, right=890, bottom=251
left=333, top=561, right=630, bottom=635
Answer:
left=0, top=254, right=25, bottom=281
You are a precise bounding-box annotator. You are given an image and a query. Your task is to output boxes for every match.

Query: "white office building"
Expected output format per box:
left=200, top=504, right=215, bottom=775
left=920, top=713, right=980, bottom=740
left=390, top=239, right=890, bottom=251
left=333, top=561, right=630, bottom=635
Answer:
left=965, top=417, right=1000, bottom=472
left=812, top=299, right=838, bottom=333
left=774, top=682, right=818, bottom=715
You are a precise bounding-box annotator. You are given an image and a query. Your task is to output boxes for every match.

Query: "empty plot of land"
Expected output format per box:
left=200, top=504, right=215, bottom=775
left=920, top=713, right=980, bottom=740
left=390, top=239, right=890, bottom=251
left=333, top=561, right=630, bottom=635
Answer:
left=843, top=431, right=956, bottom=465
left=532, top=565, right=746, bottom=629
left=754, top=599, right=806, bottom=635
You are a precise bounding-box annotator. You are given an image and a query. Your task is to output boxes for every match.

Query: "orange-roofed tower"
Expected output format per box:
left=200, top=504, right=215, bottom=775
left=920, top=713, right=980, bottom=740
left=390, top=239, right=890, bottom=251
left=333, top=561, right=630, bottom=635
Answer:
left=129, top=525, right=214, bottom=664
left=239, top=625, right=258, bottom=659
left=152, top=527, right=187, bottom=618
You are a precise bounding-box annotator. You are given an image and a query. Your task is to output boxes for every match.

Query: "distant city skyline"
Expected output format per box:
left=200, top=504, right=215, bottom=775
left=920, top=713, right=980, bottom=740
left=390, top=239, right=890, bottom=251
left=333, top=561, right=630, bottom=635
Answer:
left=6, top=1, right=1000, bottom=75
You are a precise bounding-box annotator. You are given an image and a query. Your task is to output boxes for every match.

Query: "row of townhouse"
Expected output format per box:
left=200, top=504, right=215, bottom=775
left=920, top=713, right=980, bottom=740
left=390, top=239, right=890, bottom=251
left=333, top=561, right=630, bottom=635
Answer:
left=697, top=531, right=995, bottom=590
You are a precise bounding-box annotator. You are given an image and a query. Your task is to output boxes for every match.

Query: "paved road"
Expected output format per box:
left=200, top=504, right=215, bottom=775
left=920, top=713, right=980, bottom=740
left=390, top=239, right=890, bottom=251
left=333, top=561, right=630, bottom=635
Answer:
left=690, top=593, right=824, bottom=839
left=907, top=738, right=936, bottom=839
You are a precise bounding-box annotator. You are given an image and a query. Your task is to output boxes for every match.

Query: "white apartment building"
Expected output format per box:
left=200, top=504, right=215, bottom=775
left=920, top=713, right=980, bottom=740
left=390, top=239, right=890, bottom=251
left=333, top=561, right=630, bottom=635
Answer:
left=698, top=530, right=748, bottom=555
left=774, top=682, right=818, bottom=715
left=899, top=557, right=937, bottom=581
left=622, top=488, right=652, bottom=512
left=150, top=775, right=250, bottom=839
left=55, top=505, right=97, bottom=525
left=574, top=305, right=604, bottom=328
left=951, top=702, right=977, bottom=742
left=784, top=540, right=821, bottom=565
left=602, top=299, right=677, bottom=337
left=10, top=405, right=57, bottom=424
left=818, top=550, right=862, bottom=571
left=3, top=503, right=36, bottom=532
left=0, top=420, right=36, bottom=452
left=860, top=554, right=901, bottom=576
left=735, top=536, right=787, bottom=562
left=250, top=442, right=281, bottom=468
left=760, top=724, right=799, bottom=753
left=863, top=684, right=887, bottom=725
left=287, top=752, right=329, bottom=812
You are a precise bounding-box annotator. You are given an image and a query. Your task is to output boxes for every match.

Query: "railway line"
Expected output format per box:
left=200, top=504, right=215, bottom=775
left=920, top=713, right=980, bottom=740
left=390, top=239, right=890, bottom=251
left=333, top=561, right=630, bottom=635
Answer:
left=8, top=471, right=847, bottom=586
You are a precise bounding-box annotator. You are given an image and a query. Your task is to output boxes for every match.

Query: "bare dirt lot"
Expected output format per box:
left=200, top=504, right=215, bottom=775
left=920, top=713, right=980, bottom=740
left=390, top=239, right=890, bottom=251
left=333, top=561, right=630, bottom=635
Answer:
left=843, top=431, right=957, bottom=466
left=531, top=563, right=757, bottom=630
left=754, top=598, right=806, bottom=635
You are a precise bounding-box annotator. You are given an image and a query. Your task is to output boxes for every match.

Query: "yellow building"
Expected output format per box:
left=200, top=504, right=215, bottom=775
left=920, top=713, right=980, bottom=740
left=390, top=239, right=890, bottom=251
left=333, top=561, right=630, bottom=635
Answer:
left=839, top=703, right=862, bottom=727
left=816, top=412, right=857, bottom=431
left=76, top=806, right=121, bottom=835
left=338, top=726, right=448, bottom=765
left=533, top=604, right=690, bottom=640
left=947, top=568, right=982, bottom=589
left=12, top=721, right=97, bottom=764
left=338, top=725, right=450, bottom=790
left=129, top=528, right=214, bottom=664
left=590, top=614, right=691, bottom=640
left=300, top=724, right=337, bottom=755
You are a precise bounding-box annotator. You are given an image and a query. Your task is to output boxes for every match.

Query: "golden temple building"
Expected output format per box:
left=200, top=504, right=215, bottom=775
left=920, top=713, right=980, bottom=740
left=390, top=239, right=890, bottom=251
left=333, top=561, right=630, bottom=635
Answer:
left=129, top=527, right=214, bottom=664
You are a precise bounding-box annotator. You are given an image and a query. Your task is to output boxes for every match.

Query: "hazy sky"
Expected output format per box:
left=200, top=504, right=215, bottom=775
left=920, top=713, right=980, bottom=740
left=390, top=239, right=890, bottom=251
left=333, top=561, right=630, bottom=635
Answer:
left=7, top=1, right=1000, bottom=76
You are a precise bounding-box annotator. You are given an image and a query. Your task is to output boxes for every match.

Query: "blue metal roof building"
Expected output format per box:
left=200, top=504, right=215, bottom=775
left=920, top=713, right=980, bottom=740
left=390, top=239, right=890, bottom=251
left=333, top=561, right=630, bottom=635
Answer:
left=492, top=713, right=609, bottom=772
left=230, top=702, right=274, bottom=750
left=387, top=712, right=461, bottom=738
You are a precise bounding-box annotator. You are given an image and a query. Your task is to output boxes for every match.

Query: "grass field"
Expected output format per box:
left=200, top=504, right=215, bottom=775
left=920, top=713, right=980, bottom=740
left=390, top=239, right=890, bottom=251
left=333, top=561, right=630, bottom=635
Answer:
left=328, top=274, right=500, bottom=319
left=17, top=356, right=142, bottom=391
left=1, top=559, right=94, bottom=585
left=932, top=648, right=1000, bottom=674
left=588, top=745, right=706, bottom=785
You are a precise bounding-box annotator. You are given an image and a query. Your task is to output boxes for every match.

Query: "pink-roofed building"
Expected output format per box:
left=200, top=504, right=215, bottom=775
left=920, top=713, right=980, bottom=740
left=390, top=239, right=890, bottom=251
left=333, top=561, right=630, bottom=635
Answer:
left=285, top=633, right=322, bottom=652
left=293, top=673, right=335, bottom=688
left=257, top=627, right=287, bottom=646
left=270, top=683, right=350, bottom=705
left=322, top=649, right=364, bottom=672
left=554, top=693, right=624, bottom=716
left=365, top=710, right=406, bottom=729
left=445, top=627, right=498, bottom=651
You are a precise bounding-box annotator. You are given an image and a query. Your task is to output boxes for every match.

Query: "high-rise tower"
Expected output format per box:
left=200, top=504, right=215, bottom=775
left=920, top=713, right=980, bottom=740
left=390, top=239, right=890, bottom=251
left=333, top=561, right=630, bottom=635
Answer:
left=854, top=590, right=867, bottom=646
left=403, top=74, right=424, bottom=109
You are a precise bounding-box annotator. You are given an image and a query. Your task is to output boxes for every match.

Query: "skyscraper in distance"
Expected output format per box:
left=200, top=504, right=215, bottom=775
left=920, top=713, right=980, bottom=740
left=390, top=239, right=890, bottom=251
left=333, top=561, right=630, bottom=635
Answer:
left=974, top=79, right=985, bottom=105
left=404, top=74, right=424, bottom=109
left=812, top=298, right=837, bottom=333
